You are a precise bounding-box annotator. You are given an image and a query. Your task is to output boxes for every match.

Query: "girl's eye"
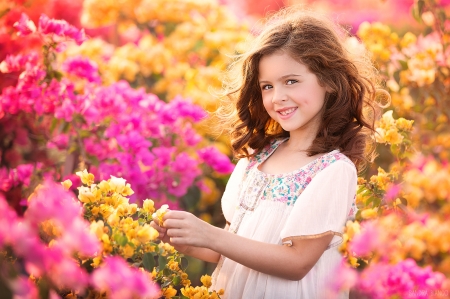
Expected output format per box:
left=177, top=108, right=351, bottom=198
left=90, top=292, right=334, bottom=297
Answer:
left=286, top=79, right=298, bottom=85
left=261, top=85, right=272, bottom=90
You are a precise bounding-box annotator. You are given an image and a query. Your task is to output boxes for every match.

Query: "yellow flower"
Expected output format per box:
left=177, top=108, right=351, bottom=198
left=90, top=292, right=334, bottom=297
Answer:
left=90, top=220, right=105, bottom=239
left=76, top=169, right=95, bottom=186
left=122, top=244, right=135, bottom=258
left=143, top=199, right=156, bottom=214
left=361, top=208, right=378, bottom=220
left=109, top=176, right=134, bottom=196
left=348, top=256, right=360, bottom=267
left=91, top=256, right=102, bottom=267
left=200, top=275, right=212, bottom=288
left=61, top=179, right=72, bottom=190
left=153, top=204, right=169, bottom=227
left=168, top=261, right=179, bottom=271
left=78, top=185, right=101, bottom=203
left=137, top=224, right=159, bottom=244
left=162, top=286, right=177, bottom=299
left=396, top=118, right=414, bottom=131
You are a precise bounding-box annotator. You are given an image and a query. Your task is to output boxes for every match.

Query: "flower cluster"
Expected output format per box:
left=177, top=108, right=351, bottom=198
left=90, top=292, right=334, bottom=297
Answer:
left=0, top=179, right=159, bottom=298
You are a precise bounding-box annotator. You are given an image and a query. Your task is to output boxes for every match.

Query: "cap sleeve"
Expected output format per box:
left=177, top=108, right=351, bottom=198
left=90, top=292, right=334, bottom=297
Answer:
left=221, top=158, right=249, bottom=223
left=280, top=160, right=357, bottom=249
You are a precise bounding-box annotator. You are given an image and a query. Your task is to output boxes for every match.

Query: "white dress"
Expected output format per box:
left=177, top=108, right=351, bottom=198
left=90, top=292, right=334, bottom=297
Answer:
left=212, top=138, right=357, bottom=299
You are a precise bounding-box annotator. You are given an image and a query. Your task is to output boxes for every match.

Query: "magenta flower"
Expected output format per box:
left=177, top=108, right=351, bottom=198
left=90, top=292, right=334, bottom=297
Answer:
left=38, top=14, right=87, bottom=45
left=13, top=13, right=37, bottom=36
left=92, top=256, right=160, bottom=299
left=197, top=146, right=235, bottom=174
left=349, top=220, right=382, bottom=257
left=62, top=56, right=101, bottom=83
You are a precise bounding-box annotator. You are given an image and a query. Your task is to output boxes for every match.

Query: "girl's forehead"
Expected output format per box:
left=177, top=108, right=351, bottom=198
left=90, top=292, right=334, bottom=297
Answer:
left=258, top=52, right=309, bottom=76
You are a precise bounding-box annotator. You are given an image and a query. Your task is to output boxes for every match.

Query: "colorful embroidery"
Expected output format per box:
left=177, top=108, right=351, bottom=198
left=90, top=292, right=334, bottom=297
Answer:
left=242, top=138, right=354, bottom=207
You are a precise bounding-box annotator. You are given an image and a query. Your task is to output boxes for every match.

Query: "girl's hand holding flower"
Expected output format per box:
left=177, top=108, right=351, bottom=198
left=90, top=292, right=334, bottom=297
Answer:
left=163, top=211, right=213, bottom=248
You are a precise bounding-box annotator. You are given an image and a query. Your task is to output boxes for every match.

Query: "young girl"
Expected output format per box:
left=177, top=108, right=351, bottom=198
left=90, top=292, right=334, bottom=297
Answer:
left=151, top=7, right=381, bottom=299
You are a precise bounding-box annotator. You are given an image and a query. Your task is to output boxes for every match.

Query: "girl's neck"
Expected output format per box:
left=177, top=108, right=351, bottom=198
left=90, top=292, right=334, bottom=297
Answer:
left=284, top=129, right=318, bottom=152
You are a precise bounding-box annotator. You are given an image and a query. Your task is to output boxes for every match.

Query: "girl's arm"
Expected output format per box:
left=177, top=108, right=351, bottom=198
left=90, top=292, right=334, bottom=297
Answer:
left=163, top=211, right=333, bottom=281
left=150, top=220, right=223, bottom=263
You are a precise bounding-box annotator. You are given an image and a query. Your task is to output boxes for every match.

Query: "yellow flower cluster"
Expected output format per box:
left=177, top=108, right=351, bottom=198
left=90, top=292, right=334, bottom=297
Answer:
left=375, top=110, right=414, bottom=145
left=82, top=0, right=218, bottom=27
left=69, top=170, right=220, bottom=297
left=178, top=275, right=224, bottom=299
left=71, top=170, right=160, bottom=260
left=358, top=22, right=399, bottom=62
left=403, top=158, right=450, bottom=210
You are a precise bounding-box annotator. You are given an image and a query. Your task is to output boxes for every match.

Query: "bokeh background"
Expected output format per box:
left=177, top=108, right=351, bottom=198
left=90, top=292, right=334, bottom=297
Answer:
left=1, top=0, right=450, bottom=298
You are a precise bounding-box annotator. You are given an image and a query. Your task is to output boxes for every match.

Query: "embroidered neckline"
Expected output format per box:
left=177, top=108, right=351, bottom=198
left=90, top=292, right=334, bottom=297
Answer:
left=255, top=138, right=339, bottom=178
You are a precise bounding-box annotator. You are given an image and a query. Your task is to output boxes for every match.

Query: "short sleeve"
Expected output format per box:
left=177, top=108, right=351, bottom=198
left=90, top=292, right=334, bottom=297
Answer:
left=221, top=158, right=249, bottom=223
left=280, top=160, right=357, bottom=249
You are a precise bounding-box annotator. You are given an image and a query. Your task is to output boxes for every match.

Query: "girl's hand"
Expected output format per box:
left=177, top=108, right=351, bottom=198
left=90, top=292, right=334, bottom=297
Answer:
left=150, top=218, right=190, bottom=253
left=163, top=210, right=213, bottom=248
left=150, top=219, right=170, bottom=243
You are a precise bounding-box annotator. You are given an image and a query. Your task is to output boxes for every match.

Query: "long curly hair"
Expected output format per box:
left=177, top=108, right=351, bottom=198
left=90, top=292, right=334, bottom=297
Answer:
left=218, top=7, right=387, bottom=172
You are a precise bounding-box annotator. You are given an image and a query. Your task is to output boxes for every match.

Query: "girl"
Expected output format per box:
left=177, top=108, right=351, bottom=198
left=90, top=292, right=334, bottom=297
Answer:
left=151, top=7, right=381, bottom=299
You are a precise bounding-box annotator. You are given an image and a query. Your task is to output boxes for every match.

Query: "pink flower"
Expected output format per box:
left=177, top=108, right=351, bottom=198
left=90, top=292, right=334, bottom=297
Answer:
left=38, top=14, right=87, bottom=45
left=13, top=13, right=37, bottom=36
left=92, top=256, right=160, bottom=299
left=62, top=56, right=101, bottom=83
left=349, top=220, right=382, bottom=257
left=47, top=134, right=69, bottom=150
left=9, top=276, right=39, bottom=299
left=326, top=259, right=358, bottom=298
left=197, top=146, right=235, bottom=174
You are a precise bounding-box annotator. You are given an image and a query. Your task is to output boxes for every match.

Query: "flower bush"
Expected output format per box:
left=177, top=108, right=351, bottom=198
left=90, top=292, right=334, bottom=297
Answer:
left=331, top=0, right=450, bottom=297
left=0, top=169, right=224, bottom=298
left=0, top=11, right=234, bottom=213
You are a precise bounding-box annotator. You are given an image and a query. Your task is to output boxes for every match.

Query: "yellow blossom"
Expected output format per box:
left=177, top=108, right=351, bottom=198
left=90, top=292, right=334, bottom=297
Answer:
left=76, top=169, right=95, bottom=186
left=143, top=199, right=156, bottom=214
left=200, top=275, right=212, bottom=288
left=122, top=244, right=135, bottom=258
left=396, top=118, right=414, bottom=131
left=137, top=224, right=159, bottom=244
left=78, top=185, right=101, bottom=203
left=162, top=286, right=177, bottom=299
left=168, top=261, right=179, bottom=271
left=61, top=179, right=72, bottom=190
left=90, top=220, right=105, bottom=239
left=109, top=176, right=134, bottom=196
left=361, top=208, right=378, bottom=220
left=91, top=256, right=102, bottom=267
left=153, top=204, right=169, bottom=227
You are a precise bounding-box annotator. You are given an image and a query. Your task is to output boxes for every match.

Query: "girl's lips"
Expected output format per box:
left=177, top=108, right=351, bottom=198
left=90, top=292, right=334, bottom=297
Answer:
left=277, top=107, right=297, bottom=119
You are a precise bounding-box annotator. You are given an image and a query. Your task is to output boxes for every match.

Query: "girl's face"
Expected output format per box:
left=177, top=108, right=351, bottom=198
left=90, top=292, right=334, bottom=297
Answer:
left=258, top=51, right=328, bottom=136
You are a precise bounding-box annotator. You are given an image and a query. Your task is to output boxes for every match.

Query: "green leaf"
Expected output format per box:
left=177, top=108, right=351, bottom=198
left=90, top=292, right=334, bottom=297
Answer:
left=143, top=252, right=155, bottom=272
left=180, top=257, right=189, bottom=270
left=114, top=234, right=128, bottom=246
left=158, top=255, right=168, bottom=269
left=172, top=275, right=181, bottom=286
left=37, top=278, right=50, bottom=299
left=161, top=280, right=172, bottom=288
left=398, top=60, right=408, bottom=70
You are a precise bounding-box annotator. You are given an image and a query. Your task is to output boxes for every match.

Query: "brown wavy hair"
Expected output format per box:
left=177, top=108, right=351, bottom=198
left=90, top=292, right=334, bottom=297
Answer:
left=218, top=7, right=387, bottom=172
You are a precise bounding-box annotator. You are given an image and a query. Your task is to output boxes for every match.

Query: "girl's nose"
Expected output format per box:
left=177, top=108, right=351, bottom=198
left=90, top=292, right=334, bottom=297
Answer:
left=272, top=88, right=288, bottom=103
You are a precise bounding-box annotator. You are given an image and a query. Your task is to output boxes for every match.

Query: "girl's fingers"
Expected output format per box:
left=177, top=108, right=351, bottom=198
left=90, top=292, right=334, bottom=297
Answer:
left=163, top=219, right=185, bottom=229
left=163, top=210, right=187, bottom=221
left=166, top=228, right=184, bottom=238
